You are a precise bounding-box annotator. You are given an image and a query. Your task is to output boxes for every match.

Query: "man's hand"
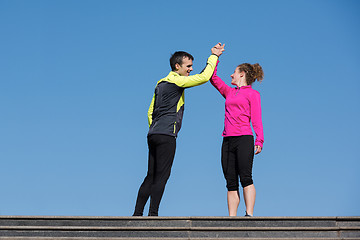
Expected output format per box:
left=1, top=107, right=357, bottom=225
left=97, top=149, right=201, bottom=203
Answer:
left=255, top=145, right=262, bottom=155
left=212, top=42, right=225, bottom=57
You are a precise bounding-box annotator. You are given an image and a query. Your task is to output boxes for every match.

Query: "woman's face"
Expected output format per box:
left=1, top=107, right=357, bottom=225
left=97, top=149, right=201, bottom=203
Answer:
left=230, top=68, right=241, bottom=86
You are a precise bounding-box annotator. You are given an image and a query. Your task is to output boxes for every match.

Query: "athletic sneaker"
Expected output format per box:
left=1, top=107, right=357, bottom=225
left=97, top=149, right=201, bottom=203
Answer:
left=245, top=212, right=253, bottom=217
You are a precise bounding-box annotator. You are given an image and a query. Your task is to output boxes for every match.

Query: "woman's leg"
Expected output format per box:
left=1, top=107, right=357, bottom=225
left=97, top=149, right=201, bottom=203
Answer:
left=236, top=135, right=255, bottom=216
left=222, top=137, right=240, bottom=216
left=227, top=190, right=240, bottom=216
left=243, top=184, right=256, bottom=216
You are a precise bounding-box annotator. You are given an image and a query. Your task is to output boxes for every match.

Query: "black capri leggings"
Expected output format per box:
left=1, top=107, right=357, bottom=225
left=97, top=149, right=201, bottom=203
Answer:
left=221, top=135, right=254, bottom=191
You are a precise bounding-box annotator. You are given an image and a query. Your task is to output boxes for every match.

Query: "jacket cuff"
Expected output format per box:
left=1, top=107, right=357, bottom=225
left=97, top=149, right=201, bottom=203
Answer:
left=255, top=140, right=263, bottom=148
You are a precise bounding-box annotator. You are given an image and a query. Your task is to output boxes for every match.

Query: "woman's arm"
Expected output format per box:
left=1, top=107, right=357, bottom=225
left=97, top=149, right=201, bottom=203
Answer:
left=250, top=91, right=264, bottom=152
left=210, top=61, right=231, bottom=98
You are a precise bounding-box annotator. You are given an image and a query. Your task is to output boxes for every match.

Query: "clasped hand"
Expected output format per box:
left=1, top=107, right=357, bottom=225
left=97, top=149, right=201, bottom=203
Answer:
left=212, top=42, right=225, bottom=57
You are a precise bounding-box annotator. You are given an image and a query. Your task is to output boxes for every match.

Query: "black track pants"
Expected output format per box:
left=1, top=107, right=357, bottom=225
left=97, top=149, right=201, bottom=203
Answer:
left=133, top=134, right=176, bottom=216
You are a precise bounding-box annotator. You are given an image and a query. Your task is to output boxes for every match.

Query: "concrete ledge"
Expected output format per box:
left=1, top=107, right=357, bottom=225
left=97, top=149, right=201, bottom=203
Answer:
left=0, top=216, right=359, bottom=239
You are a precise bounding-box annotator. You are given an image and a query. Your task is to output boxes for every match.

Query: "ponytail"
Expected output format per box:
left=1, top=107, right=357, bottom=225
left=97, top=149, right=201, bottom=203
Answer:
left=238, top=63, right=264, bottom=85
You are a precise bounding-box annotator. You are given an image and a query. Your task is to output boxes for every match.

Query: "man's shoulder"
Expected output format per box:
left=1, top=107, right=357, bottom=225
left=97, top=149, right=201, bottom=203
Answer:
left=158, top=71, right=178, bottom=82
left=154, top=73, right=186, bottom=91
left=158, top=71, right=187, bottom=86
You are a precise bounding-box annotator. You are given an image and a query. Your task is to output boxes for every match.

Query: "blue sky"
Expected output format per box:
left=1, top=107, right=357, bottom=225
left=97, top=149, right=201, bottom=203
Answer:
left=0, top=0, right=359, bottom=217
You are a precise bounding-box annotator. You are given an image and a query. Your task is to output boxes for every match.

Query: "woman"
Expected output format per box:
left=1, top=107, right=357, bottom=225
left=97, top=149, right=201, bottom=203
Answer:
left=210, top=61, right=264, bottom=216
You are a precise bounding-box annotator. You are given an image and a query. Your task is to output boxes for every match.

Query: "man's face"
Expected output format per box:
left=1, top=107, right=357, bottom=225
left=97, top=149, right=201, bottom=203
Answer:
left=175, top=57, right=193, bottom=76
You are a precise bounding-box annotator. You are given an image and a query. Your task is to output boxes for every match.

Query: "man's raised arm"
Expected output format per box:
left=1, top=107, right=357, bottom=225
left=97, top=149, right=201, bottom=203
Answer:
left=172, top=43, right=225, bottom=88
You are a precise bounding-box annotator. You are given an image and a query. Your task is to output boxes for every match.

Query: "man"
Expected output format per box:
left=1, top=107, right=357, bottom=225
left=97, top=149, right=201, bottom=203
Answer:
left=133, top=43, right=225, bottom=216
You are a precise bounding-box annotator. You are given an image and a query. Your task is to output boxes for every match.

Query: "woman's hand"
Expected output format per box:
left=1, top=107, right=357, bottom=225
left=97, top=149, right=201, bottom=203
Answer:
left=255, top=145, right=262, bottom=155
left=211, top=43, right=225, bottom=57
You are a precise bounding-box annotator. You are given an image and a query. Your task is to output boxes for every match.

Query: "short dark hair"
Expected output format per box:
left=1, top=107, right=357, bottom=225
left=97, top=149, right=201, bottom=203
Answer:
left=170, top=51, right=194, bottom=71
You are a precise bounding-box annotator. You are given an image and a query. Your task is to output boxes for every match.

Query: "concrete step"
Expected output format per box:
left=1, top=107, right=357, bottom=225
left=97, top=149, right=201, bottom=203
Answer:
left=0, top=216, right=359, bottom=239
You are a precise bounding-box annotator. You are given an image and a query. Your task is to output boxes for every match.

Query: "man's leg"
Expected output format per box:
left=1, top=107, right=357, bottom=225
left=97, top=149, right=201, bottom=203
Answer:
left=148, top=135, right=176, bottom=216
left=133, top=135, right=157, bottom=216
